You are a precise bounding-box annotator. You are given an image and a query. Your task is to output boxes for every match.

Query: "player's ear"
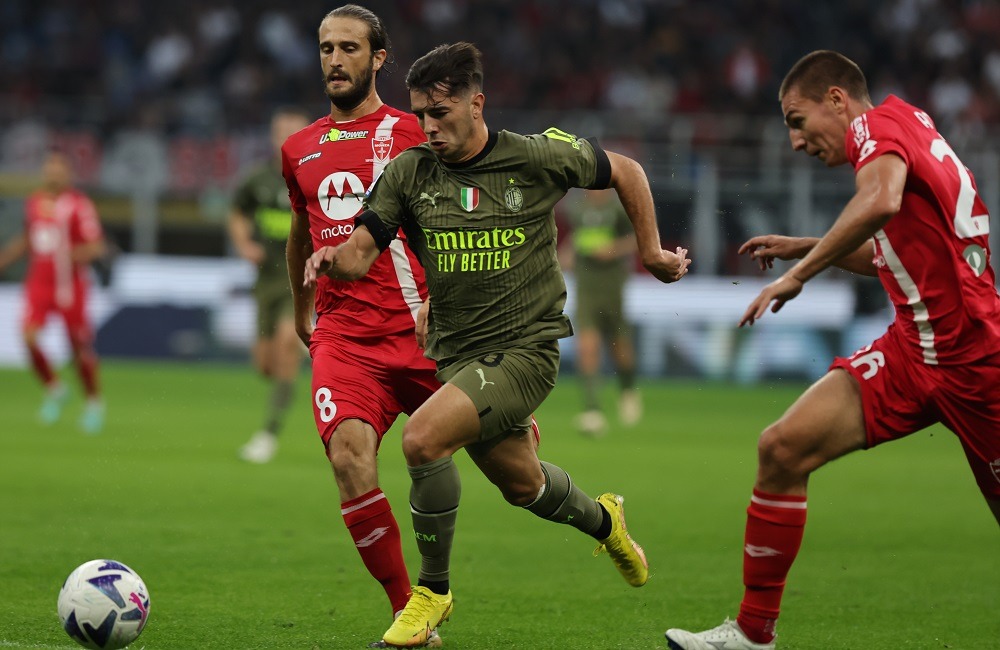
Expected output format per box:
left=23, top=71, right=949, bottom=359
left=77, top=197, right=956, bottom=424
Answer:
left=471, top=92, right=485, bottom=119
left=373, top=49, right=387, bottom=71
left=828, top=86, right=848, bottom=112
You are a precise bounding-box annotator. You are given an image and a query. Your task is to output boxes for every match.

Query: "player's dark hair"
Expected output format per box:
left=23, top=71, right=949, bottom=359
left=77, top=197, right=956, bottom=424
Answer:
left=779, top=50, right=871, bottom=104
left=406, top=42, right=484, bottom=98
left=322, top=4, right=393, bottom=74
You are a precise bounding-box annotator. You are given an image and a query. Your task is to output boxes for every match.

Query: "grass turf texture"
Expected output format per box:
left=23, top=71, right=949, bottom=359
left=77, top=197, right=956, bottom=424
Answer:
left=0, top=361, right=997, bottom=649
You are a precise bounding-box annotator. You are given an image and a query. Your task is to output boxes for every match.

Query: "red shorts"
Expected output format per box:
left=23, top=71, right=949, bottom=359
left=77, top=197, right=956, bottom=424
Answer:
left=308, top=326, right=440, bottom=448
left=831, top=330, right=1000, bottom=499
left=22, top=281, right=92, bottom=343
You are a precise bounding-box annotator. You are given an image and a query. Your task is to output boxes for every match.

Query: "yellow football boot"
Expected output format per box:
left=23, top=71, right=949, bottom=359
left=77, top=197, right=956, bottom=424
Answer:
left=381, top=586, right=452, bottom=647
left=594, top=493, right=649, bottom=587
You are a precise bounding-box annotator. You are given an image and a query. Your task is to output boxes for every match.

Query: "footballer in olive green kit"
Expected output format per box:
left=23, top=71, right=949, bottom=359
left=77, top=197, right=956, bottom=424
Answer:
left=304, top=41, right=691, bottom=648
left=364, top=126, right=603, bottom=367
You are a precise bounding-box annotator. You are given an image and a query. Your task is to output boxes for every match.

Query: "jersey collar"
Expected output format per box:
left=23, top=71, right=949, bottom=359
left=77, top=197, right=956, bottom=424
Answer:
left=443, top=130, right=498, bottom=169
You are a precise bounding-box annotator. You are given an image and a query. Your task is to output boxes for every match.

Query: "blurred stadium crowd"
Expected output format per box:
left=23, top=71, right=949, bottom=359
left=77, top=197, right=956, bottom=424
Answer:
left=2, top=0, right=1000, bottom=261
left=4, top=0, right=1000, bottom=133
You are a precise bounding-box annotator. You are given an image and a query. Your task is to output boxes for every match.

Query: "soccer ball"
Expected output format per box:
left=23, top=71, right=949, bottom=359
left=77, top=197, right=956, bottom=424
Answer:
left=57, top=559, right=150, bottom=650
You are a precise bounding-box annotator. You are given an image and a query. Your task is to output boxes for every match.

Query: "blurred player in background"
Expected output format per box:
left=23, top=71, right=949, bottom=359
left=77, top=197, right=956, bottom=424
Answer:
left=558, top=188, right=640, bottom=437
left=229, top=107, right=311, bottom=463
left=305, top=41, right=690, bottom=648
left=283, top=6, right=454, bottom=646
left=0, top=151, right=106, bottom=433
left=665, top=50, right=1000, bottom=650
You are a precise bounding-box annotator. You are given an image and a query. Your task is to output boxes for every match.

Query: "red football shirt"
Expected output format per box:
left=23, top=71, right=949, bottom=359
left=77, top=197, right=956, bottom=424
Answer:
left=23, top=188, right=102, bottom=308
left=281, top=104, right=428, bottom=337
left=847, top=95, right=1000, bottom=365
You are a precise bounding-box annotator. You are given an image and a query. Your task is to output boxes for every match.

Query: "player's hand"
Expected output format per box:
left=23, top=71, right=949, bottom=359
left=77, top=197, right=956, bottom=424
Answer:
left=303, top=245, right=340, bottom=286
left=738, top=235, right=808, bottom=271
left=643, top=246, right=691, bottom=283
left=739, top=274, right=804, bottom=327
left=415, top=299, right=430, bottom=349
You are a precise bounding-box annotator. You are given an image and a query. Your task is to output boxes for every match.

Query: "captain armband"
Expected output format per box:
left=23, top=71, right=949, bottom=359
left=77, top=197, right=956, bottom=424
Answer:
left=586, top=137, right=612, bottom=190
left=355, top=210, right=395, bottom=251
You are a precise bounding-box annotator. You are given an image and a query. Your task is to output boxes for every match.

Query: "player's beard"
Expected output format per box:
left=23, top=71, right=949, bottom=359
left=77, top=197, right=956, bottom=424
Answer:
left=324, top=61, right=375, bottom=112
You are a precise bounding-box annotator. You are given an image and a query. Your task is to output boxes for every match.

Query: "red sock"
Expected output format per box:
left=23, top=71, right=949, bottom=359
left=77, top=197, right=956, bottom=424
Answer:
left=341, top=488, right=411, bottom=616
left=27, top=342, right=55, bottom=386
left=737, top=489, right=807, bottom=644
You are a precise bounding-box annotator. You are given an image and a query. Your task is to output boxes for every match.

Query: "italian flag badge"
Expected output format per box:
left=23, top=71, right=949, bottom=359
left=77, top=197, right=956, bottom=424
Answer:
left=460, top=187, right=480, bottom=212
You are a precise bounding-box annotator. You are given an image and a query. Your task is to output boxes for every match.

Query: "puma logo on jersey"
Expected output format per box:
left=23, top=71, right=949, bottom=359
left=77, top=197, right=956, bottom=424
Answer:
left=355, top=526, right=390, bottom=548
left=419, top=191, right=441, bottom=207
left=476, top=369, right=495, bottom=390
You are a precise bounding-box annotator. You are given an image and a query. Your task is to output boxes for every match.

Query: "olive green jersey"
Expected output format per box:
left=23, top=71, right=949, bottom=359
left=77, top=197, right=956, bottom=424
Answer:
left=361, top=128, right=611, bottom=364
left=232, top=163, right=293, bottom=288
left=564, top=193, right=632, bottom=289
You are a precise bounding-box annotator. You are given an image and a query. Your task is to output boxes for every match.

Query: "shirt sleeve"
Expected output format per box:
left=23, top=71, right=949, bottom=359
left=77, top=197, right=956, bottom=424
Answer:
left=281, top=146, right=307, bottom=215
left=847, top=111, right=910, bottom=172
left=74, top=195, right=103, bottom=244
left=533, top=129, right=612, bottom=191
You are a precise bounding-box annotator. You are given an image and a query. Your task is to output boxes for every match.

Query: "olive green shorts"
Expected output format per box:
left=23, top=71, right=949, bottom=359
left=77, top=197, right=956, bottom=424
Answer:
left=438, top=340, right=560, bottom=448
left=254, top=282, right=294, bottom=338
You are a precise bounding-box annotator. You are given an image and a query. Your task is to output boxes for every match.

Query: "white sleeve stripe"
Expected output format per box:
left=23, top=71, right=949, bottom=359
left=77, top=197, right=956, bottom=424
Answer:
left=751, top=494, right=807, bottom=509
left=389, top=239, right=424, bottom=324
left=340, top=491, right=387, bottom=516
left=874, top=230, right=938, bottom=364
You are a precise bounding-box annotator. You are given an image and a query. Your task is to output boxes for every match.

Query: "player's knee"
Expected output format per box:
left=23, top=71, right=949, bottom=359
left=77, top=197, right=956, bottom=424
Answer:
left=400, top=420, right=443, bottom=465
left=498, top=481, right=539, bottom=507
left=326, top=431, right=371, bottom=479
left=757, top=422, right=808, bottom=478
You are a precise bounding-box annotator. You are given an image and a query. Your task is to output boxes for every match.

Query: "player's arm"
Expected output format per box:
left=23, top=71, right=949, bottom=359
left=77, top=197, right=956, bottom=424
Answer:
left=738, top=235, right=878, bottom=277
left=0, top=233, right=28, bottom=272
left=304, top=224, right=381, bottom=284
left=286, top=208, right=315, bottom=345
left=70, top=239, right=106, bottom=265
left=740, top=154, right=905, bottom=326
left=606, top=151, right=690, bottom=283
left=228, top=208, right=265, bottom=265
left=0, top=234, right=27, bottom=269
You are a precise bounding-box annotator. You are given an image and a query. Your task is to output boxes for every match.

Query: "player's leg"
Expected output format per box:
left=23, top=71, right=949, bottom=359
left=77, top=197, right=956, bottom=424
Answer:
left=574, top=286, right=606, bottom=436
left=666, top=369, right=868, bottom=650
left=24, top=319, right=67, bottom=424
left=62, top=296, right=102, bottom=434
left=239, top=293, right=286, bottom=462
left=327, top=418, right=412, bottom=619
left=245, top=316, right=302, bottom=462
left=22, top=295, right=66, bottom=422
left=609, top=320, right=640, bottom=426
left=574, top=327, right=607, bottom=436
left=936, top=354, right=1000, bottom=530
left=468, top=424, right=648, bottom=587
left=311, top=337, right=415, bottom=623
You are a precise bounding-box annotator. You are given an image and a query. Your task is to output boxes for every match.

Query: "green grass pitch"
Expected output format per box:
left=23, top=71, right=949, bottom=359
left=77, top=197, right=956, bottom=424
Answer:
left=0, top=361, right=997, bottom=649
